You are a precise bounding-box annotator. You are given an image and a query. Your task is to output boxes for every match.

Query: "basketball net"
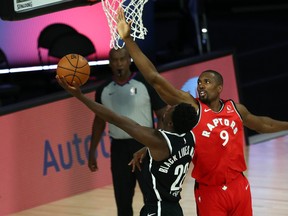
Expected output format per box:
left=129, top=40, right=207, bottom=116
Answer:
left=101, top=0, right=148, bottom=49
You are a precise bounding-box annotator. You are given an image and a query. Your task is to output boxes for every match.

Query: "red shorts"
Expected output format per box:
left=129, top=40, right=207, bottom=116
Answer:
left=194, top=174, right=252, bottom=216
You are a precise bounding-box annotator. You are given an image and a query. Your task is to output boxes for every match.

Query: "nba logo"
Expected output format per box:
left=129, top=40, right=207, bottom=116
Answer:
left=130, top=87, right=137, bottom=95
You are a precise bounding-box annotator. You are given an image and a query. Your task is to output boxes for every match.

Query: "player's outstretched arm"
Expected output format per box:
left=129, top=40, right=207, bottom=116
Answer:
left=56, top=76, right=167, bottom=152
left=116, top=8, right=196, bottom=107
left=236, top=103, right=288, bottom=133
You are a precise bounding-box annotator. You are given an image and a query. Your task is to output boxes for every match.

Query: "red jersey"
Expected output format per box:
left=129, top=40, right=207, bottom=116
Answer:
left=191, top=99, right=247, bottom=186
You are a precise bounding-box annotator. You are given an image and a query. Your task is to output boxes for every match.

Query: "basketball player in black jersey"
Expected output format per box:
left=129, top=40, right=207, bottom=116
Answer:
left=56, top=75, right=198, bottom=216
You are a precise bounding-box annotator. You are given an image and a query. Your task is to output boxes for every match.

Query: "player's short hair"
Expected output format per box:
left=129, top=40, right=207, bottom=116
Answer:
left=172, top=103, right=198, bottom=134
left=202, top=69, right=223, bottom=86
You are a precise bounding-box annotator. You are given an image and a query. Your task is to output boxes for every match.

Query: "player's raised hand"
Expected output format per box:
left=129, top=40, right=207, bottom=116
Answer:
left=116, top=7, right=132, bottom=40
left=56, top=75, right=82, bottom=98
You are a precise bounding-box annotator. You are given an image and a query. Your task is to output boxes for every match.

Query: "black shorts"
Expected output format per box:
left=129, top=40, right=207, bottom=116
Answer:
left=140, top=201, right=183, bottom=216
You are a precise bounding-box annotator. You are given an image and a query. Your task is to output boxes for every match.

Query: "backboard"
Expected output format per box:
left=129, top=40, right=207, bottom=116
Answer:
left=0, top=0, right=100, bottom=21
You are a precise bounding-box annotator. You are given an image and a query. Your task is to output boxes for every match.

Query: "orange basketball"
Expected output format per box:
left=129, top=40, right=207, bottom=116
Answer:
left=56, top=54, right=90, bottom=86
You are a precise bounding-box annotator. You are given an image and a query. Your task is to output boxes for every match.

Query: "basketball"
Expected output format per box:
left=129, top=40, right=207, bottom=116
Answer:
left=56, top=53, right=90, bottom=86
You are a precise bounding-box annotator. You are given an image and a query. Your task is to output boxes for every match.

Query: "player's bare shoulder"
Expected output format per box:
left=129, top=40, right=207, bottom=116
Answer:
left=235, top=103, right=250, bottom=119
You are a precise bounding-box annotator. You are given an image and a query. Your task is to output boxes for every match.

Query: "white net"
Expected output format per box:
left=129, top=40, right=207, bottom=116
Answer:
left=101, top=0, right=148, bottom=49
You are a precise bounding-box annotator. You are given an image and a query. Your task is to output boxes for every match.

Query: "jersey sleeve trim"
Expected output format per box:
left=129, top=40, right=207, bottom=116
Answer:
left=227, top=99, right=243, bottom=122
left=159, top=129, right=173, bottom=154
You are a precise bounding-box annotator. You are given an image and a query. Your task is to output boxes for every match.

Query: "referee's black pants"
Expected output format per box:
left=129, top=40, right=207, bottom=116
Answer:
left=111, top=138, right=147, bottom=216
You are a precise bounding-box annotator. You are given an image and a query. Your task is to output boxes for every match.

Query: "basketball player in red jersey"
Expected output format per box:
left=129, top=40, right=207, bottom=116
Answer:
left=116, top=8, right=288, bottom=216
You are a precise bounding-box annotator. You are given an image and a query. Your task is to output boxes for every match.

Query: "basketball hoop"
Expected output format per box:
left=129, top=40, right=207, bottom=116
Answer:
left=101, top=0, right=148, bottom=49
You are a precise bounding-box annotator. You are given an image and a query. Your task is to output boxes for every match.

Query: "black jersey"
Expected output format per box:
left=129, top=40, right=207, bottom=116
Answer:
left=142, top=129, right=195, bottom=204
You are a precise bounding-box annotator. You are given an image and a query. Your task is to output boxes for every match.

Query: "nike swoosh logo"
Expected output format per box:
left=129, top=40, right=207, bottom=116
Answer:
left=147, top=213, right=156, bottom=216
left=204, top=108, right=211, bottom=112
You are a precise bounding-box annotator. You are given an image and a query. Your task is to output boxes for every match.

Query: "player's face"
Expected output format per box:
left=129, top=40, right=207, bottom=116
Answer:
left=109, top=49, right=131, bottom=80
left=197, top=72, right=222, bottom=103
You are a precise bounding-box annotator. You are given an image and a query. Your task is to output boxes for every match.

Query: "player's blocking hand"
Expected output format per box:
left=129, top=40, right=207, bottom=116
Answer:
left=116, top=7, right=132, bottom=40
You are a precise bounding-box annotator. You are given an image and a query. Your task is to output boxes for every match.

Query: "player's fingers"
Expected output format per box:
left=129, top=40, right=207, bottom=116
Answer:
left=58, top=75, right=68, bottom=85
left=118, top=7, right=125, bottom=21
left=89, top=163, right=97, bottom=172
left=136, top=162, right=141, bottom=171
left=128, top=159, right=136, bottom=172
left=128, top=20, right=132, bottom=27
left=131, top=157, right=142, bottom=171
left=71, top=81, right=80, bottom=88
left=140, top=153, right=145, bottom=163
left=116, top=8, right=120, bottom=21
left=121, top=7, right=125, bottom=19
left=55, top=75, right=66, bottom=87
left=118, top=7, right=123, bottom=19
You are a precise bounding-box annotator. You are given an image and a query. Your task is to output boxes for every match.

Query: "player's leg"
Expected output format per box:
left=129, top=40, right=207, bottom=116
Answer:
left=194, top=182, right=228, bottom=216
left=194, top=174, right=253, bottom=216
left=111, top=139, right=137, bottom=216
left=230, top=175, right=252, bottom=216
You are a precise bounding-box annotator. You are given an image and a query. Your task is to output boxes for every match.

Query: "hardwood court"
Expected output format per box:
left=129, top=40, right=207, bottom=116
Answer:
left=9, top=133, right=288, bottom=216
